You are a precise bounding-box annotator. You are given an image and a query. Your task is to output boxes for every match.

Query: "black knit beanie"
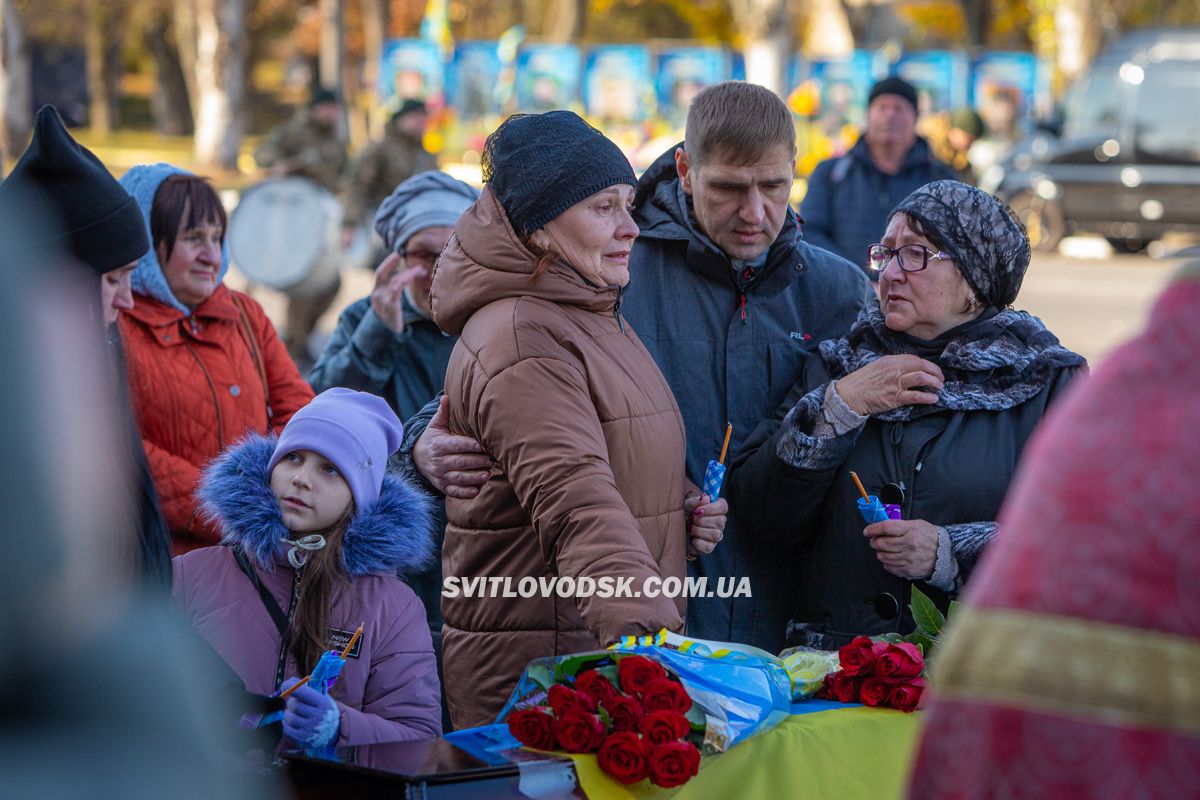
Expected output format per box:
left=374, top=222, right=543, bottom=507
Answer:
left=2, top=106, right=149, bottom=274
left=868, top=77, right=919, bottom=113
left=482, top=111, right=636, bottom=237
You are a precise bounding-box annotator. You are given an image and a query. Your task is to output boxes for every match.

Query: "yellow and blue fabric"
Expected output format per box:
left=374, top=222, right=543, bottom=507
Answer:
left=446, top=700, right=919, bottom=799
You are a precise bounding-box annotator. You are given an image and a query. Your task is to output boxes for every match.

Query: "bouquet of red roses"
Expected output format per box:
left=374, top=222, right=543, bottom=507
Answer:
left=505, top=654, right=703, bottom=787
left=816, top=636, right=927, bottom=712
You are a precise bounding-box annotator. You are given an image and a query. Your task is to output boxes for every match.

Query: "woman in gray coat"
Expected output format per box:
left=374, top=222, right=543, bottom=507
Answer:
left=730, top=180, right=1086, bottom=649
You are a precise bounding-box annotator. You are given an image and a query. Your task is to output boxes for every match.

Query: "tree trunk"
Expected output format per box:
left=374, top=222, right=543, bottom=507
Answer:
left=146, top=9, right=193, bottom=135
left=191, top=0, right=247, bottom=170
left=729, top=0, right=793, bottom=96
left=960, top=0, right=990, bottom=48
left=547, top=0, right=587, bottom=43
left=361, top=0, right=386, bottom=138
left=0, top=0, right=32, bottom=166
left=173, top=0, right=199, bottom=113
left=318, top=0, right=343, bottom=92
left=805, top=0, right=856, bottom=58
left=86, top=0, right=124, bottom=135
left=1054, top=0, right=1095, bottom=85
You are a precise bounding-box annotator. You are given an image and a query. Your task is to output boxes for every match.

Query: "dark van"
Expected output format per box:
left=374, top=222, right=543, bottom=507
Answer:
left=984, top=28, right=1200, bottom=252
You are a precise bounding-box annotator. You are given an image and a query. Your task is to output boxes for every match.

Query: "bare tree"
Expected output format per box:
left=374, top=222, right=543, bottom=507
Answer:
left=0, top=0, right=32, bottom=165
left=546, top=0, right=587, bottom=42
left=801, top=0, right=854, bottom=58
left=362, top=0, right=386, bottom=137
left=181, top=0, right=247, bottom=169
left=86, top=0, right=124, bottom=135
left=144, top=5, right=194, bottom=135
left=728, top=0, right=792, bottom=95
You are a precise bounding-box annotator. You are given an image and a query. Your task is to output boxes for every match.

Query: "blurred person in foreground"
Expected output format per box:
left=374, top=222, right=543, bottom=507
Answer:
left=802, top=77, right=958, bottom=275
left=908, top=260, right=1200, bottom=798
left=399, top=82, right=870, bottom=655
left=0, top=105, right=172, bottom=588
left=429, top=111, right=727, bottom=728
left=118, top=163, right=314, bottom=555
left=731, top=181, right=1086, bottom=647
left=0, top=188, right=272, bottom=799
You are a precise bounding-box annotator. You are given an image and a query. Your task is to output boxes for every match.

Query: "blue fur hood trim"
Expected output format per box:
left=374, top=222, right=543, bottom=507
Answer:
left=118, top=163, right=231, bottom=315
left=197, top=434, right=435, bottom=577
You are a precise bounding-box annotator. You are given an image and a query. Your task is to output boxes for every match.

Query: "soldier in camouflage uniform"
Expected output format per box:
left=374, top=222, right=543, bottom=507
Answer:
left=252, top=88, right=349, bottom=367
left=340, top=100, right=438, bottom=250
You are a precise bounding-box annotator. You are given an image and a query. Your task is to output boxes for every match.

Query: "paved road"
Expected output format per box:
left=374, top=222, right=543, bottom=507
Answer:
left=232, top=238, right=1193, bottom=372
left=1017, top=247, right=1186, bottom=365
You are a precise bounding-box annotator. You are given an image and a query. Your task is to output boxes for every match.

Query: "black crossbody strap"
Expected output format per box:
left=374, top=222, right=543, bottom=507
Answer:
left=232, top=547, right=304, bottom=691
left=232, top=547, right=290, bottom=636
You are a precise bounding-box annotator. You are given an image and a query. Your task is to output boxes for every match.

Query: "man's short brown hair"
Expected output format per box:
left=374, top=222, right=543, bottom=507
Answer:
left=685, top=81, right=796, bottom=166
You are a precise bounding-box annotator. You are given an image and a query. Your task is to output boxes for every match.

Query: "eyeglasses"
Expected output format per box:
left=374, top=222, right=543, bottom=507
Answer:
left=401, top=249, right=442, bottom=269
left=866, top=243, right=951, bottom=274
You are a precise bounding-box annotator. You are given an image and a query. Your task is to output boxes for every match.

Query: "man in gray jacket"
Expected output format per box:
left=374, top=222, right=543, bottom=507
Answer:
left=402, top=83, right=871, bottom=653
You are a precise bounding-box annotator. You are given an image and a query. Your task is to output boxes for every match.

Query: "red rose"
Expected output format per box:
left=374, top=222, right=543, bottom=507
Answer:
left=641, top=678, right=692, bottom=713
left=876, top=643, right=924, bottom=682
left=826, top=670, right=861, bottom=704
left=576, top=671, right=619, bottom=704
left=617, top=655, right=667, bottom=696
left=838, top=636, right=888, bottom=677
left=596, top=732, right=650, bottom=784
left=889, top=678, right=927, bottom=712
left=601, top=694, right=644, bottom=732
left=859, top=677, right=891, bottom=707
left=640, top=710, right=691, bottom=745
left=647, top=740, right=701, bottom=788
left=548, top=684, right=597, bottom=717
left=507, top=707, right=555, bottom=750
left=554, top=711, right=607, bottom=753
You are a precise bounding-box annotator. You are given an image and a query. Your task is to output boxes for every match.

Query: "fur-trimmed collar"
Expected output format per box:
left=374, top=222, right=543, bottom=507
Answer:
left=198, top=434, right=434, bottom=577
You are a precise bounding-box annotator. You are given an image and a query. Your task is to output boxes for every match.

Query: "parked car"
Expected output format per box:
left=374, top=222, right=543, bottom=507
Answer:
left=983, top=28, right=1200, bottom=253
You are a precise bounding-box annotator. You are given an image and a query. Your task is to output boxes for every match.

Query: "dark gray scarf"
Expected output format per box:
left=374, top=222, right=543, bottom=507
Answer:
left=819, top=304, right=1086, bottom=421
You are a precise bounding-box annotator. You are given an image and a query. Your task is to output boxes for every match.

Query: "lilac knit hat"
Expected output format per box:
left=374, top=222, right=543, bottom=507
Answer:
left=268, top=388, right=404, bottom=513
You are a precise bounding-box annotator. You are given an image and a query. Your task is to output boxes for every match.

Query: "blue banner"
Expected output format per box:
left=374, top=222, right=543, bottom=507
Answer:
left=584, top=45, right=654, bottom=122
left=655, top=47, right=730, bottom=125
left=514, top=44, right=582, bottom=113
left=448, top=41, right=502, bottom=120
left=894, top=51, right=969, bottom=115
left=379, top=39, right=445, bottom=109
left=806, top=51, right=880, bottom=131
left=969, top=52, right=1048, bottom=135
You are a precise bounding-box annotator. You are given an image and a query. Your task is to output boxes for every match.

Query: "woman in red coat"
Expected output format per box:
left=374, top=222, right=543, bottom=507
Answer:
left=119, top=163, right=314, bottom=553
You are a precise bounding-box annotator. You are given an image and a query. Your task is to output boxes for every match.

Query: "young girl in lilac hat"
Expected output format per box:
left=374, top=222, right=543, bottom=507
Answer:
left=172, top=388, right=441, bottom=747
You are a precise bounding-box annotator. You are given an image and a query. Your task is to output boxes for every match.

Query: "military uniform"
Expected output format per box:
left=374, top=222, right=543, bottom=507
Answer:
left=341, top=132, right=437, bottom=230
left=253, top=113, right=350, bottom=366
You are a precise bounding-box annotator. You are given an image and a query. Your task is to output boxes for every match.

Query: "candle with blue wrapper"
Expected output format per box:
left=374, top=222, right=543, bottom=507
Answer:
left=702, top=423, right=733, bottom=500
left=849, top=471, right=890, bottom=523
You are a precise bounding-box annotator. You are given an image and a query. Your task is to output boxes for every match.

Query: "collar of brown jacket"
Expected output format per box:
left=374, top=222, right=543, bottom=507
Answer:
left=430, top=186, right=621, bottom=337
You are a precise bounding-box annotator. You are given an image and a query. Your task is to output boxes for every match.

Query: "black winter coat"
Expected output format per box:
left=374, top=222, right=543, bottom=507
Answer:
left=731, top=338, right=1081, bottom=649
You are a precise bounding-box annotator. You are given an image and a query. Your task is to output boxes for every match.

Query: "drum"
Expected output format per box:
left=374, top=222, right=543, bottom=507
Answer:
left=227, top=177, right=343, bottom=297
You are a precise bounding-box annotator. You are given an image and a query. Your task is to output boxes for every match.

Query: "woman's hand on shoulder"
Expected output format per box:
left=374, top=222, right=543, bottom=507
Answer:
left=862, top=518, right=940, bottom=580
left=685, top=491, right=728, bottom=559
left=834, top=355, right=944, bottom=416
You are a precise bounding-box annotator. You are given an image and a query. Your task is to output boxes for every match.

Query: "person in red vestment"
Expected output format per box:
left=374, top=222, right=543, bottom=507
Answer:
left=908, top=260, right=1200, bottom=799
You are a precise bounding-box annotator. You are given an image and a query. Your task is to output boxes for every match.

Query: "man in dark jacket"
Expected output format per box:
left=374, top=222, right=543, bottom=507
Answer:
left=801, top=77, right=957, bottom=274
left=400, top=83, right=872, bottom=654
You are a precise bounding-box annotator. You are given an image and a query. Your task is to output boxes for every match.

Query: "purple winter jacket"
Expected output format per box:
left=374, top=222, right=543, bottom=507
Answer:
left=172, top=433, right=441, bottom=745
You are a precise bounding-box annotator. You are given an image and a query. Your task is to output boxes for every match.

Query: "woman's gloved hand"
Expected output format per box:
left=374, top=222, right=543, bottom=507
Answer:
left=280, top=678, right=341, bottom=748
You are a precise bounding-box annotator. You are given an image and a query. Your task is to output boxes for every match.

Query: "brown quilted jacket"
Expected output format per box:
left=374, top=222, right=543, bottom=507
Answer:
left=120, top=285, right=314, bottom=554
left=431, top=187, right=688, bottom=729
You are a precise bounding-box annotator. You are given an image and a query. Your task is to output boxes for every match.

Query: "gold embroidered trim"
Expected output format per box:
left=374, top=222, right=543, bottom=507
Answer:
left=932, top=607, right=1200, bottom=734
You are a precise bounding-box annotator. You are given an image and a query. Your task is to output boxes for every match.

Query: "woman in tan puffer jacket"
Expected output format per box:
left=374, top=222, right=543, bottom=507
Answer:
left=431, top=112, right=726, bottom=729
